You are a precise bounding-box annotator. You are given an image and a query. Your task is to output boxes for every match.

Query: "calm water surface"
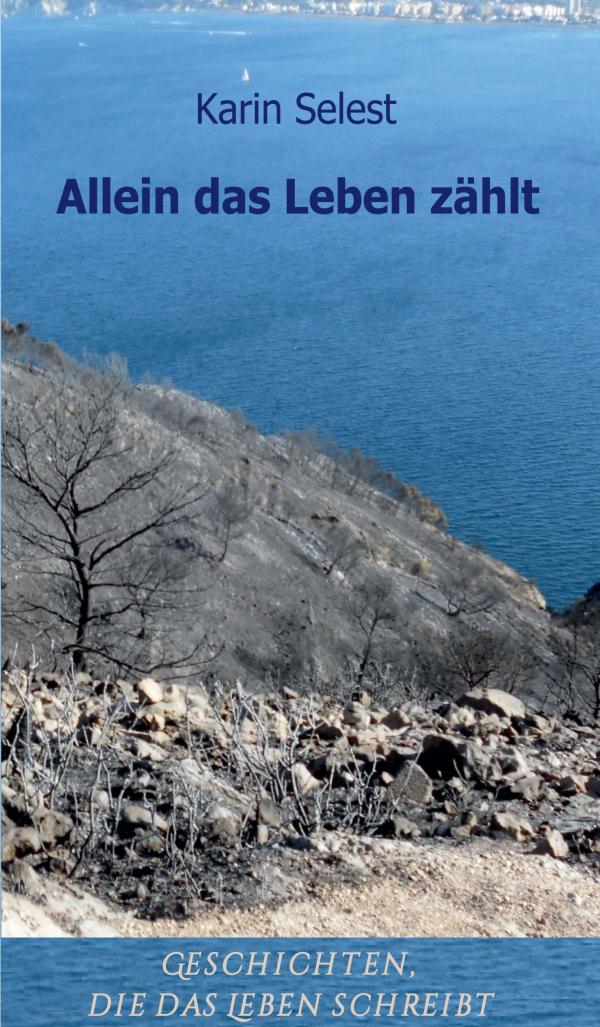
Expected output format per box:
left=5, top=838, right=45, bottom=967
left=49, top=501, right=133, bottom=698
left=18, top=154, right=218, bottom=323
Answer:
left=2, top=13, right=599, bottom=607
left=2, top=938, right=600, bottom=1027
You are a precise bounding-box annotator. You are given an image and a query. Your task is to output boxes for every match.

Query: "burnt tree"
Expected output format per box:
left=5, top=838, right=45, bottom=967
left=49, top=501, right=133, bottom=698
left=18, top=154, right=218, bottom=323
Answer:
left=2, top=358, right=211, bottom=677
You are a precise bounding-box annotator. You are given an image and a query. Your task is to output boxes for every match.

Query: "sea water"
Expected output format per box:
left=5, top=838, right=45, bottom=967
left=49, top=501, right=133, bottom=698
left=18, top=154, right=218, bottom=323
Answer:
left=2, top=13, right=599, bottom=607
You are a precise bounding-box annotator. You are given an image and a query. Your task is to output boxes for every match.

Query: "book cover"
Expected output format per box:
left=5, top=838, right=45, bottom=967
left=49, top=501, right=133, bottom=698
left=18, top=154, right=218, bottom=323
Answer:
left=1, top=3, right=598, bottom=1026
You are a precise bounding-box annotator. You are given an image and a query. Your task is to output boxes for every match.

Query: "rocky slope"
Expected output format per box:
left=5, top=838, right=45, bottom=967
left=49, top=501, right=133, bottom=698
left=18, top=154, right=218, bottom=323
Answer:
left=2, top=339, right=553, bottom=699
left=2, top=668, right=599, bottom=935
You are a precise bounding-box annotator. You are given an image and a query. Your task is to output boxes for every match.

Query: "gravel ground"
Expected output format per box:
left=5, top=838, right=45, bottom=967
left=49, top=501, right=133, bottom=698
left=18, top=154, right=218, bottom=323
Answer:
left=4, top=838, right=599, bottom=938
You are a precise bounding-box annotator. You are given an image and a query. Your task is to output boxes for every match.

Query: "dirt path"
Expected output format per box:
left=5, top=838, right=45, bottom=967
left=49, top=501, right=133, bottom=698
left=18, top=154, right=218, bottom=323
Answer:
left=3, top=840, right=599, bottom=938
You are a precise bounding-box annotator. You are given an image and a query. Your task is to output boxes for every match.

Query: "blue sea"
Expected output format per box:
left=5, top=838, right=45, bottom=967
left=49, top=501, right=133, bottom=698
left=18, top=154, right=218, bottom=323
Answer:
left=2, top=938, right=600, bottom=1027
left=2, top=13, right=599, bottom=608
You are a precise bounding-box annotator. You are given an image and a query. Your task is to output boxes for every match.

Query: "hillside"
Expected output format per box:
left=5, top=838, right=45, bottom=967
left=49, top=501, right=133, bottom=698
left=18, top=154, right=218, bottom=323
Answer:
left=2, top=325, right=599, bottom=938
left=1, top=325, right=555, bottom=703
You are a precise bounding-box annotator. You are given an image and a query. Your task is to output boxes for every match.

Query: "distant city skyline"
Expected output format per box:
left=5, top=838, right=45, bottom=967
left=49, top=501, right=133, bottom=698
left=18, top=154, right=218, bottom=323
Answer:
left=2, top=0, right=600, bottom=26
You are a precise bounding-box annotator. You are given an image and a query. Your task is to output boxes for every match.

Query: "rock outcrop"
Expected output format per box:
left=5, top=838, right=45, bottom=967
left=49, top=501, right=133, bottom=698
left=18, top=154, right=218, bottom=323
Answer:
left=2, top=669, right=598, bottom=922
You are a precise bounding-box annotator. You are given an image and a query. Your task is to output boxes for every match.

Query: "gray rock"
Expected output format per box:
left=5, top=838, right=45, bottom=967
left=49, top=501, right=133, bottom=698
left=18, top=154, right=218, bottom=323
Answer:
left=314, top=721, right=344, bottom=741
left=418, top=734, right=465, bottom=781
left=390, top=815, right=422, bottom=838
left=537, top=827, right=569, bottom=860
left=291, top=762, right=321, bottom=796
left=381, top=709, right=412, bottom=730
left=557, top=775, right=586, bottom=797
left=10, top=859, right=43, bottom=896
left=387, top=762, right=433, bottom=805
left=2, top=826, right=42, bottom=863
left=257, top=796, right=281, bottom=828
left=120, top=803, right=169, bottom=833
left=458, top=688, right=526, bottom=721
left=504, top=775, right=545, bottom=803
left=136, top=677, right=164, bottom=704
left=256, top=824, right=270, bottom=845
left=206, top=805, right=241, bottom=848
left=491, top=810, right=534, bottom=842
left=34, top=809, right=74, bottom=848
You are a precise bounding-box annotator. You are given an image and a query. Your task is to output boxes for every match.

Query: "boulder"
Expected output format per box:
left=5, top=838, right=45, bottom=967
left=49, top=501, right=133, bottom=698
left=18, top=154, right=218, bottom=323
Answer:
left=537, top=827, right=569, bottom=860
left=383, top=746, right=419, bottom=776
left=314, top=721, right=344, bottom=741
left=2, top=826, right=42, bottom=863
left=256, top=824, right=269, bottom=845
left=381, top=709, right=411, bottom=731
left=257, top=797, right=281, bottom=828
left=444, top=705, right=477, bottom=731
left=557, top=775, right=586, bottom=797
left=34, top=809, right=74, bottom=848
left=342, top=703, right=370, bottom=730
left=418, top=735, right=465, bottom=781
left=500, top=749, right=530, bottom=778
left=205, top=805, right=240, bottom=848
left=120, top=803, right=169, bottom=833
left=389, top=816, right=422, bottom=838
left=162, top=683, right=182, bottom=703
left=491, top=810, right=534, bottom=842
left=91, top=788, right=110, bottom=811
left=458, top=688, right=526, bottom=721
left=291, top=763, right=320, bottom=796
left=136, top=678, right=164, bottom=704
left=387, top=762, right=433, bottom=805
left=268, top=711, right=289, bottom=742
left=10, top=859, right=43, bottom=896
left=502, top=775, right=545, bottom=803
left=586, top=775, right=600, bottom=798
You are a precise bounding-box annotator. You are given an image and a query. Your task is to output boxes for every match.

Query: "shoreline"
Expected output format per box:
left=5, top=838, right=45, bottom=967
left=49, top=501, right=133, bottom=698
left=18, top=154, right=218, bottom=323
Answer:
left=3, top=7, right=599, bottom=32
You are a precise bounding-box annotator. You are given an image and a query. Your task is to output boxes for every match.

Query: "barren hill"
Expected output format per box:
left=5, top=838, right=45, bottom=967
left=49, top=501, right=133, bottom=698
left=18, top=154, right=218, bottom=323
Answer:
left=2, top=327, right=555, bottom=703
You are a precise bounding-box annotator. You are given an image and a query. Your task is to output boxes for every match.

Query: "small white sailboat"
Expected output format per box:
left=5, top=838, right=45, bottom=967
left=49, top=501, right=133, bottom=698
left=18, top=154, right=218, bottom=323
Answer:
left=241, top=68, right=250, bottom=83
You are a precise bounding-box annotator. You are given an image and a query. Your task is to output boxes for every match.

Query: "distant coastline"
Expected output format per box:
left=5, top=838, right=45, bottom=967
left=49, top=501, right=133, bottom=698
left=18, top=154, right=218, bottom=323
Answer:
left=3, top=2, right=600, bottom=30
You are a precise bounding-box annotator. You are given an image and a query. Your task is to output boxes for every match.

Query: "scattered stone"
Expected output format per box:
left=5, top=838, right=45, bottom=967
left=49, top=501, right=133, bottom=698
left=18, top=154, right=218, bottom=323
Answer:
left=491, top=810, right=534, bottom=842
left=34, top=809, right=74, bottom=848
left=291, top=763, right=320, bottom=796
left=342, top=703, right=370, bottom=729
left=458, top=688, right=526, bottom=721
left=10, top=859, right=42, bottom=896
left=284, top=835, right=313, bottom=852
left=387, top=762, right=433, bottom=805
left=537, top=827, right=569, bottom=860
left=502, top=775, right=545, bottom=803
left=256, top=824, right=269, bottom=845
left=557, top=775, right=586, bottom=797
left=389, top=816, right=422, bottom=838
left=314, top=721, right=344, bottom=741
left=2, top=826, right=42, bottom=863
left=120, top=804, right=169, bottom=834
left=206, top=805, right=240, bottom=848
left=450, top=824, right=473, bottom=840
left=418, top=735, right=465, bottom=781
left=2, top=662, right=598, bottom=924
left=257, top=797, right=281, bottom=828
left=136, top=678, right=164, bottom=705
left=381, top=709, right=411, bottom=730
